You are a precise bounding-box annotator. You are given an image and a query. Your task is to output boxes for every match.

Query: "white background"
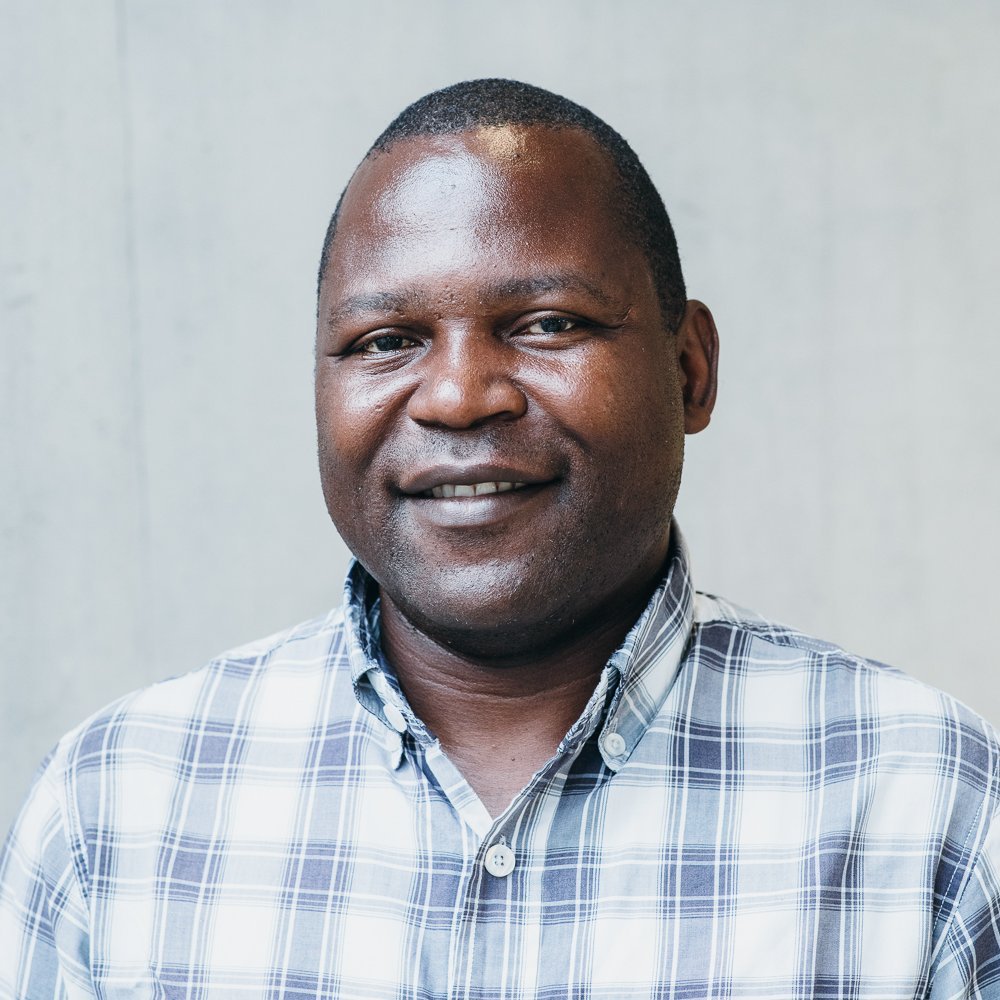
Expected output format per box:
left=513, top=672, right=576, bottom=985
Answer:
left=2, top=0, right=998, bottom=830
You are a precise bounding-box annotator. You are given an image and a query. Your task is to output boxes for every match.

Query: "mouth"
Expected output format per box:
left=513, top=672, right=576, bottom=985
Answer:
left=422, top=480, right=528, bottom=499
left=398, top=464, right=558, bottom=528
left=399, top=463, right=556, bottom=497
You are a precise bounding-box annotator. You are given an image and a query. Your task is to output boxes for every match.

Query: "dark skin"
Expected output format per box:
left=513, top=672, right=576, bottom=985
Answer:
left=316, top=125, right=718, bottom=816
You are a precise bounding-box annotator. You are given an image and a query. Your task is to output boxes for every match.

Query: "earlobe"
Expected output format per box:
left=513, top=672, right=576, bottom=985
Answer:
left=676, top=300, right=719, bottom=435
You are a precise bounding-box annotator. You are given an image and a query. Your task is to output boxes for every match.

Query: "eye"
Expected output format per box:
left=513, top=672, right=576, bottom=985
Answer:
left=524, top=316, right=578, bottom=335
left=358, top=334, right=419, bottom=355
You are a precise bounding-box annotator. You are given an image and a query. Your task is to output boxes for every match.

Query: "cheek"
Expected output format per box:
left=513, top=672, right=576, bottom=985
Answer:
left=526, top=348, right=682, bottom=466
left=316, top=363, right=406, bottom=443
left=586, top=361, right=682, bottom=526
left=315, top=373, right=398, bottom=515
left=522, top=349, right=622, bottom=424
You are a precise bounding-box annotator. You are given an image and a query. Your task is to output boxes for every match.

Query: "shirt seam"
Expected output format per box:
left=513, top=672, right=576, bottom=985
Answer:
left=57, top=736, right=93, bottom=908
left=930, top=758, right=1000, bottom=967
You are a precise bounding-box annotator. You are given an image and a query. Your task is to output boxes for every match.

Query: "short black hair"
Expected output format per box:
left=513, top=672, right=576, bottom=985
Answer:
left=318, top=78, right=686, bottom=331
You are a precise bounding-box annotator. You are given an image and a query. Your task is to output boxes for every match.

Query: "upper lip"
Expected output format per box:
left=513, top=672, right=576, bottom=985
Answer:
left=398, top=463, right=557, bottom=496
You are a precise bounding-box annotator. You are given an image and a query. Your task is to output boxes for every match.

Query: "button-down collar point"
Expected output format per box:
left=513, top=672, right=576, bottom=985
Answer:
left=383, top=703, right=408, bottom=733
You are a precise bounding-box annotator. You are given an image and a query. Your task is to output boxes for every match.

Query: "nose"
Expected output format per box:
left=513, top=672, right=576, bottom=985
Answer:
left=406, top=332, right=528, bottom=429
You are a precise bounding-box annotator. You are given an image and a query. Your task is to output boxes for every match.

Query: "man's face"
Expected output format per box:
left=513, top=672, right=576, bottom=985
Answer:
left=316, top=125, right=705, bottom=657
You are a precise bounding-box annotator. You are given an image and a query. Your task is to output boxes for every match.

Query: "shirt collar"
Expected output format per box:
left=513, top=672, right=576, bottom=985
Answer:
left=589, top=524, right=695, bottom=770
left=342, top=523, right=695, bottom=771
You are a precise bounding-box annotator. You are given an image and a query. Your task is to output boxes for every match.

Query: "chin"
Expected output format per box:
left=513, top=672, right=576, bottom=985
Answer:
left=385, top=561, right=575, bottom=659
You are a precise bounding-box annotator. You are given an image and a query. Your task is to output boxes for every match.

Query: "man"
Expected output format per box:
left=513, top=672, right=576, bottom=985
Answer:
left=2, top=79, right=998, bottom=998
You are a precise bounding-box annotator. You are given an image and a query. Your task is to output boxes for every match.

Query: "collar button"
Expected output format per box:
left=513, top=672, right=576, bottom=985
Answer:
left=601, top=730, right=627, bottom=758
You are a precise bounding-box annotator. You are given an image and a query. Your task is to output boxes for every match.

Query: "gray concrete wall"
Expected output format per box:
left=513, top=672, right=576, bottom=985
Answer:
left=3, top=0, right=998, bottom=831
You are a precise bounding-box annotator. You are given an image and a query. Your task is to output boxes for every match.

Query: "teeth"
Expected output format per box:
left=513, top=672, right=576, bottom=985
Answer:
left=428, top=481, right=527, bottom=499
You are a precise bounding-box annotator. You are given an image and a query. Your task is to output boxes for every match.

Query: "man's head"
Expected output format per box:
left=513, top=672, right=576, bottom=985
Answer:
left=314, top=79, right=718, bottom=661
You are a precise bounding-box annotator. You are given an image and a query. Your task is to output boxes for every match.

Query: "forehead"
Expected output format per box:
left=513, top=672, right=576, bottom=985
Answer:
left=351, top=124, right=620, bottom=220
left=322, top=125, right=637, bottom=300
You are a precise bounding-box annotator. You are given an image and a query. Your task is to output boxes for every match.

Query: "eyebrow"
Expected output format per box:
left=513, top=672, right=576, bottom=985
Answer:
left=325, top=289, right=427, bottom=327
left=485, top=274, right=616, bottom=308
left=325, top=272, right=619, bottom=327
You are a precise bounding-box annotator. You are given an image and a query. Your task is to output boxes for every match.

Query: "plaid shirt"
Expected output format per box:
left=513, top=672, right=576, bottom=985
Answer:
left=2, top=531, right=999, bottom=998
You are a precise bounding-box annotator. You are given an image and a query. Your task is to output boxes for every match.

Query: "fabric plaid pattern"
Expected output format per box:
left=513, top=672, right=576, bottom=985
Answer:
left=2, top=529, right=999, bottom=998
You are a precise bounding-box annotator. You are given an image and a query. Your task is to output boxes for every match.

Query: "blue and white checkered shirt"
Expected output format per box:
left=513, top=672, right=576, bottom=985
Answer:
left=3, top=531, right=1000, bottom=998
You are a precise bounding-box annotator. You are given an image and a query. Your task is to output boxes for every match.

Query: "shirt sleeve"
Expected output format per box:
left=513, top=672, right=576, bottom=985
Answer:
left=929, top=804, right=1000, bottom=998
left=0, top=758, right=95, bottom=1000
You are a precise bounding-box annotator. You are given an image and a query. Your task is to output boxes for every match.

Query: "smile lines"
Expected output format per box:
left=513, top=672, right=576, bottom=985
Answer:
left=423, top=482, right=527, bottom=499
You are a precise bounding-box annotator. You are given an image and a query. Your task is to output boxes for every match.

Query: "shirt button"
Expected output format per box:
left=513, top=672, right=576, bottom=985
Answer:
left=383, top=703, right=408, bottom=733
left=484, top=841, right=515, bottom=878
left=601, top=730, right=627, bottom=758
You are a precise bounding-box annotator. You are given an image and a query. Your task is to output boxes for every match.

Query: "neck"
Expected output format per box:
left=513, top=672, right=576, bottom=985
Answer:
left=379, top=583, right=657, bottom=817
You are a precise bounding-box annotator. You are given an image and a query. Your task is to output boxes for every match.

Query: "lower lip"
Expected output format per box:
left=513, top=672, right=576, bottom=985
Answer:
left=402, top=483, right=554, bottom=528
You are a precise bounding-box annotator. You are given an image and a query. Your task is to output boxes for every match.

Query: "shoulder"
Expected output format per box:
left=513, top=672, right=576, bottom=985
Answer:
left=690, top=590, right=1000, bottom=874
left=690, top=590, right=1000, bottom=817
left=33, top=606, right=354, bottom=828
left=691, top=592, right=1000, bottom=975
left=0, top=608, right=356, bottom=979
left=60, top=606, right=347, bottom=740
left=692, top=589, right=999, bottom=745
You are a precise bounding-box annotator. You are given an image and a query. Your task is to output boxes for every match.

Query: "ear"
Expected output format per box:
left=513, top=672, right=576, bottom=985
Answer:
left=675, top=300, right=719, bottom=434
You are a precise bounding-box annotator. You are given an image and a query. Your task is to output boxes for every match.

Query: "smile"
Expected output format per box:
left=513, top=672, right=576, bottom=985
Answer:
left=400, top=466, right=556, bottom=529
left=423, top=482, right=527, bottom=499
